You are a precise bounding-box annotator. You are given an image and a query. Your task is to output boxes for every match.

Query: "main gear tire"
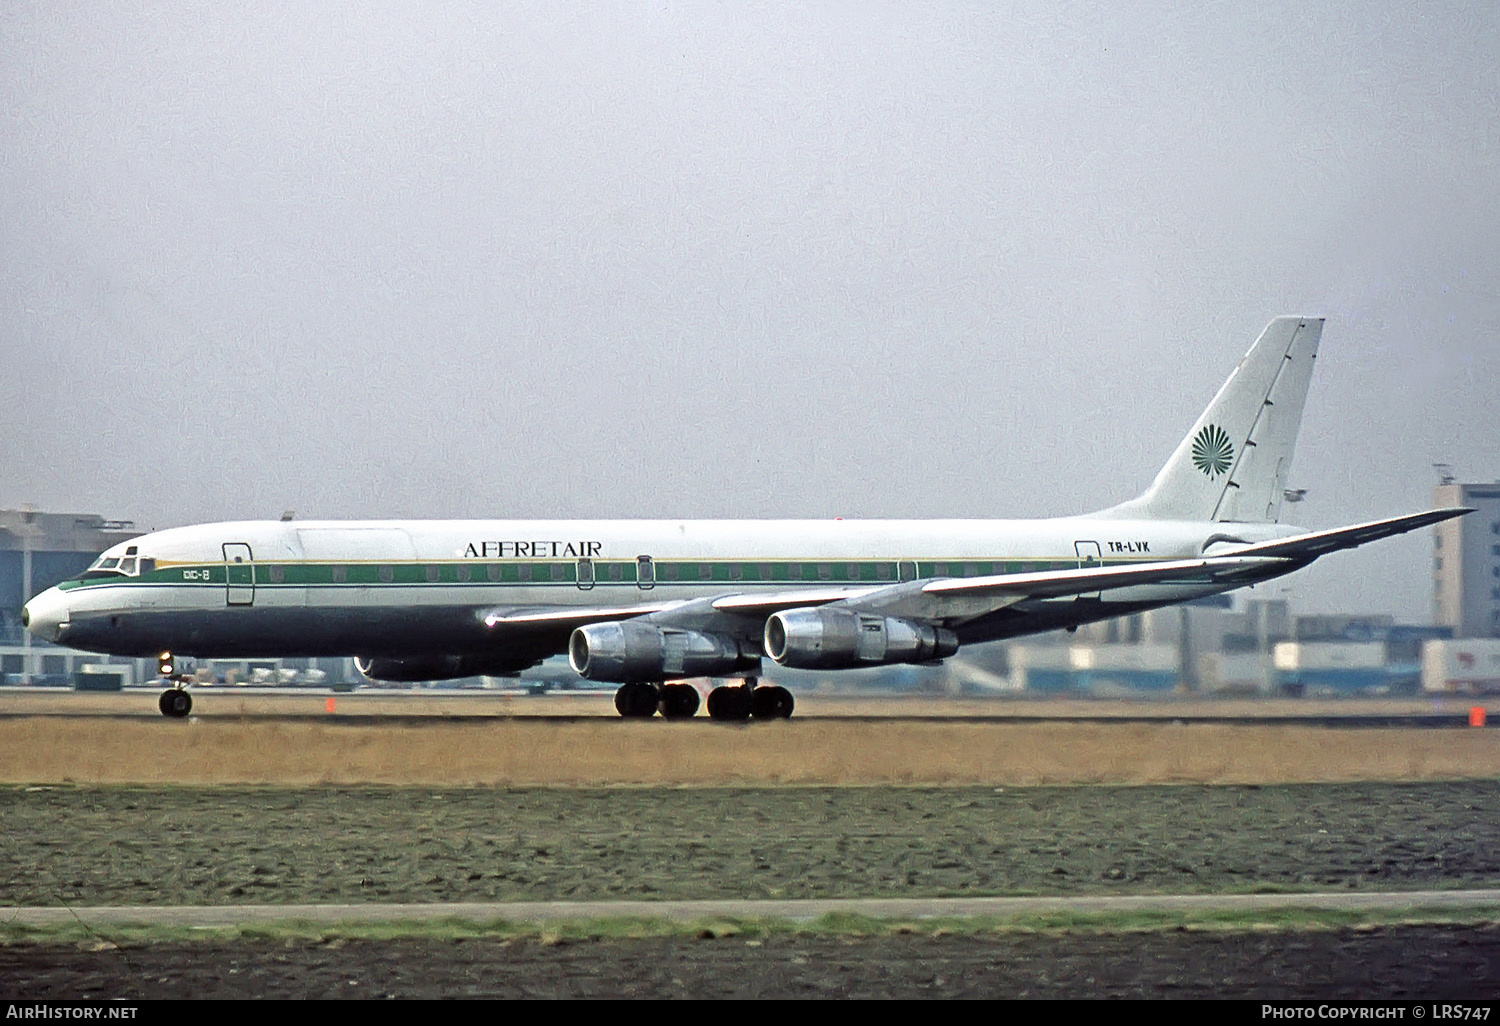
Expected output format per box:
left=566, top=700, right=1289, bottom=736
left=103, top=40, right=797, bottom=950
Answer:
left=751, top=685, right=795, bottom=720
left=614, top=682, right=659, bottom=718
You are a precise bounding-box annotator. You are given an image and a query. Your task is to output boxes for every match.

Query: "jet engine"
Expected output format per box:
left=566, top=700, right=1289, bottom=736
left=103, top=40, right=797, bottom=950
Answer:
left=763, top=607, right=958, bottom=669
left=568, top=621, right=761, bottom=683
left=355, top=654, right=541, bottom=683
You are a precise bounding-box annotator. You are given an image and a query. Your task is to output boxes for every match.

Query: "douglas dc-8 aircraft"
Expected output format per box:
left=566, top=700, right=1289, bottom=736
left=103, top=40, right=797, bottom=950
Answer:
left=23, top=317, right=1468, bottom=719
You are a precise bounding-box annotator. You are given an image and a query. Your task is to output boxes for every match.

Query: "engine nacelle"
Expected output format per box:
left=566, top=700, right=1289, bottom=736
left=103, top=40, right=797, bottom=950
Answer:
left=355, top=654, right=541, bottom=683
left=764, top=607, right=958, bottom=669
left=568, top=621, right=761, bottom=683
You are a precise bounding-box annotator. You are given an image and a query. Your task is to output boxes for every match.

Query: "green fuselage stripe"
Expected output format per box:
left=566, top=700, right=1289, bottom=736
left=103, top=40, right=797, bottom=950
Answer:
left=58, top=556, right=1155, bottom=593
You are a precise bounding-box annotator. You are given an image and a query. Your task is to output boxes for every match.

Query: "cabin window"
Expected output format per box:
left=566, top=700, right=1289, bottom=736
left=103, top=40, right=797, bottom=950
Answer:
left=788, top=564, right=802, bottom=580
left=551, top=564, right=566, bottom=581
left=267, top=565, right=285, bottom=584
left=934, top=563, right=948, bottom=577
left=379, top=566, right=394, bottom=583
left=426, top=565, right=440, bottom=583
left=332, top=566, right=347, bottom=583
left=660, top=563, right=677, bottom=581
left=818, top=564, right=832, bottom=581
left=608, top=563, right=623, bottom=582
left=876, top=563, right=891, bottom=580
left=699, top=564, right=712, bottom=581
left=517, top=565, right=531, bottom=582
left=456, top=564, right=471, bottom=583
left=730, top=564, right=743, bottom=581
left=846, top=563, right=860, bottom=580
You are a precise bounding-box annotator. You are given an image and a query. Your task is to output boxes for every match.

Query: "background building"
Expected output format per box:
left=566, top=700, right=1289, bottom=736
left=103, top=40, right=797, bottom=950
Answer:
left=1433, top=481, right=1500, bottom=638
left=0, top=508, right=140, bottom=682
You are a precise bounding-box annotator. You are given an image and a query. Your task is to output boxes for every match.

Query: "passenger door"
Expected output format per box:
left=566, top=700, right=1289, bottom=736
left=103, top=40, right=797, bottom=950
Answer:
left=1074, top=540, right=1102, bottom=602
left=223, top=543, right=255, bottom=606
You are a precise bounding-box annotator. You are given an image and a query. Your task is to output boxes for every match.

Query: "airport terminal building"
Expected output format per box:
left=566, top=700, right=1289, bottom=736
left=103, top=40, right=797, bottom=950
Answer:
left=1433, top=481, right=1500, bottom=638
left=0, top=508, right=141, bottom=683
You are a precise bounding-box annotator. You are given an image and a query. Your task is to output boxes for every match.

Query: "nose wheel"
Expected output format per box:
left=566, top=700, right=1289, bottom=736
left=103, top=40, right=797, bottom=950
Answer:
left=158, top=687, right=192, bottom=719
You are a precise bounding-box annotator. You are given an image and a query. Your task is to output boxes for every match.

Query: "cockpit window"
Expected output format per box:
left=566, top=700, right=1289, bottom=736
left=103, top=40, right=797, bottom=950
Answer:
left=80, top=552, right=148, bottom=579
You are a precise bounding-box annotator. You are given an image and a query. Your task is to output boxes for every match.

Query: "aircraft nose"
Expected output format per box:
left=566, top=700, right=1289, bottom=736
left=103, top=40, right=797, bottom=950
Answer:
left=22, top=588, right=69, bottom=643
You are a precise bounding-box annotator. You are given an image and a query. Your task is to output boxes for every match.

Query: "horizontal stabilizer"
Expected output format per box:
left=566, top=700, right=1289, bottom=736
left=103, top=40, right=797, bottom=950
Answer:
left=1212, top=508, right=1473, bottom=562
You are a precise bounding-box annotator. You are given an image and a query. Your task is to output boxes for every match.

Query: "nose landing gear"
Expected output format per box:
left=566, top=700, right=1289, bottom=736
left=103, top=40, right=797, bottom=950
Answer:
left=158, top=687, right=192, bottom=719
left=156, top=651, right=193, bottom=719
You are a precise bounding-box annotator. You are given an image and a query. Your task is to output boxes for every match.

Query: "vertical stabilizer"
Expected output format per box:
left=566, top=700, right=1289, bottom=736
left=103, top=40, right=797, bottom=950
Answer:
left=1098, top=316, right=1322, bottom=523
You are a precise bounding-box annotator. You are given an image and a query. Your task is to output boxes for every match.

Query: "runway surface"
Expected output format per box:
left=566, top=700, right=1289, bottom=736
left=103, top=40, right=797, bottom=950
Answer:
left=4, top=686, right=1497, bottom=727
left=8, top=889, right=1500, bottom=927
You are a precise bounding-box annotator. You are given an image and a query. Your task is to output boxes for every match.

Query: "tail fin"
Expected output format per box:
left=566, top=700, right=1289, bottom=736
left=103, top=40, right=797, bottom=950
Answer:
left=1098, top=316, right=1323, bottom=523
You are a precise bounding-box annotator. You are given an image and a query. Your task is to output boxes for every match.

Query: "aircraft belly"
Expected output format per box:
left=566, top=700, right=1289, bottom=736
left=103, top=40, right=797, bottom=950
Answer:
left=65, top=604, right=511, bottom=659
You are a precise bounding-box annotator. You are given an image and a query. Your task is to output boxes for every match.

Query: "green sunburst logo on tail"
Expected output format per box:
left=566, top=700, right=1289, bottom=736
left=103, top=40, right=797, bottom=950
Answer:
left=1191, top=424, right=1234, bottom=479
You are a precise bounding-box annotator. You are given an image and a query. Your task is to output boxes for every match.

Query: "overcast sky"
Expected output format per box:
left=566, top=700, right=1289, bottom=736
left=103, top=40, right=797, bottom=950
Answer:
left=3, top=2, right=1498, bottom=622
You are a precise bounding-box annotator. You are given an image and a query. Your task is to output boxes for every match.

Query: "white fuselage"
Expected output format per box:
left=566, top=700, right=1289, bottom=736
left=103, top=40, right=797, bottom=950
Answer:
left=25, top=516, right=1301, bottom=661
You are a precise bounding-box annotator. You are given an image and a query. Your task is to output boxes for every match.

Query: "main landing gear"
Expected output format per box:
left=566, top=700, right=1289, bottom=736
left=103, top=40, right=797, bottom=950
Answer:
left=612, top=678, right=795, bottom=721
left=156, top=651, right=193, bottom=719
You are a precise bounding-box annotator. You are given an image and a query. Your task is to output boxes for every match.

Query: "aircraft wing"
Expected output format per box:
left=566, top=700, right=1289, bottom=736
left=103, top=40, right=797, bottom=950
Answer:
left=480, top=556, right=1288, bottom=637
left=483, top=602, right=677, bottom=629
left=916, top=555, right=1287, bottom=598
left=1211, top=508, right=1472, bottom=562
left=482, top=588, right=880, bottom=633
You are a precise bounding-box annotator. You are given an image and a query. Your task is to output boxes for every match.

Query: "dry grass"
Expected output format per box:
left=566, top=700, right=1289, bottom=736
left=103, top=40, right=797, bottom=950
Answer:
left=2, top=690, right=1498, bottom=786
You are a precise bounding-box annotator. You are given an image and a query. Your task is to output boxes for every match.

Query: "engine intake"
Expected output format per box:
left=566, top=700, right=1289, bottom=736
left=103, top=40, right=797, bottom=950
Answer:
left=568, top=621, right=760, bottom=683
left=764, top=607, right=958, bottom=669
